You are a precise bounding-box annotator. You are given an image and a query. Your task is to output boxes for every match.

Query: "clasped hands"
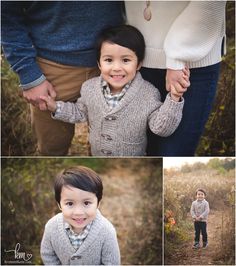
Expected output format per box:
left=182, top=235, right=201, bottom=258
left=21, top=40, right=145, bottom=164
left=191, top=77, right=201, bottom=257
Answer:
left=167, top=67, right=191, bottom=102
left=22, top=80, right=56, bottom=111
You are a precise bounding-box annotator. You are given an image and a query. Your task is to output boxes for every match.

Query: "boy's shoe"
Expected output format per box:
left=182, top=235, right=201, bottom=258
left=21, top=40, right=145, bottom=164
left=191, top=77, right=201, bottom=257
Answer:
left=202, top=242, right=208, bottom=249
left=192, top=242, right=200, bottom=249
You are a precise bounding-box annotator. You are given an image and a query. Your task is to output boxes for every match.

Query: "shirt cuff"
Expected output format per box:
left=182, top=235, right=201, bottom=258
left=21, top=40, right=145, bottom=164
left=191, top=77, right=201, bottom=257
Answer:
left=52, top=101, right=63, bottom=118
left=19, top=74, right=46, bottom=90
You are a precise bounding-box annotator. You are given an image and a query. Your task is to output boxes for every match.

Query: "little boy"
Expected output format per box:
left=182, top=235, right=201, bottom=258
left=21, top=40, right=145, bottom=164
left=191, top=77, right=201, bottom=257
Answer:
left=40, top=166, right=120, bottom=265
left=190, top=188, right=210, bottom=249
left=41, top=25, right=189, bottom=156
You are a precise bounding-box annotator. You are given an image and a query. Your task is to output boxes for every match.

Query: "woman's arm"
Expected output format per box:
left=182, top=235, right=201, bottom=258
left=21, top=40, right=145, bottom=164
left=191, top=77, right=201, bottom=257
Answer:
left=164, top=1, right=226, bottom=69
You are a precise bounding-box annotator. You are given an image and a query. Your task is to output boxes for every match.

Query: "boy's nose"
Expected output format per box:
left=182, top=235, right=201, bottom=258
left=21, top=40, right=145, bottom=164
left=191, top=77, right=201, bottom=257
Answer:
left=112, top=61, right=122, bottom=71
left=73, top=206, right=84, bottom=215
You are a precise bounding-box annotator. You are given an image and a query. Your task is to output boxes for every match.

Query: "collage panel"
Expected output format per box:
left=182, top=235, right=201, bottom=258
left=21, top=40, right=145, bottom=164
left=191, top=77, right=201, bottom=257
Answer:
left=1, top=157, right=162, bottom=265
left=1, top=1, right=234, bottom=158
left=163, top=157, right=235, bottom=265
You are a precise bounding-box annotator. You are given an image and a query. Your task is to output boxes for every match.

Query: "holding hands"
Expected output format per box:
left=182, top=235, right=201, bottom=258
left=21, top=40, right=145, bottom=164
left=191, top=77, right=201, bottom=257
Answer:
left=39, top=94, right=57, bottom=113
left=23, top=80, right=57, bottom=111
left=168, top=67, right=190, bottom=102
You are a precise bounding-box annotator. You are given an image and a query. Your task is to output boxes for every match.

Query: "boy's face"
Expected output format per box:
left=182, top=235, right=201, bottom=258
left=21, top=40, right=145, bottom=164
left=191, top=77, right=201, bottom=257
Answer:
left=196, top=191, right=205, bottom=201
left=60, top=185, right=98, bottom=234
left=98, top=42, right=142, bottom=93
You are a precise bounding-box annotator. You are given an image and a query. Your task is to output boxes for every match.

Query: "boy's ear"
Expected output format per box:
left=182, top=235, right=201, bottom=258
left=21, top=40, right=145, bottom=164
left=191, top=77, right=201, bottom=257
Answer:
left=137, top=61, right=143, bottom=71
left=97, top=60, right=101, bottom=70
left=57, top=203, right=62, bottom=210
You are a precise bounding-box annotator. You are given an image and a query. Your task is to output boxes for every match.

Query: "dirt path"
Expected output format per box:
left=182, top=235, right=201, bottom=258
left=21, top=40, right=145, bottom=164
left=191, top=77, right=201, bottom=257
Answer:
left=165, top=210, right=223, bottom=265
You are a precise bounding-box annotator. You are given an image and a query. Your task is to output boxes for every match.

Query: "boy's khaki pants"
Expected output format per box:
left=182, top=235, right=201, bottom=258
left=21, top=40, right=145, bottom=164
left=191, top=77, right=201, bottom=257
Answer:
left=31, top=57, right=99, bottom=155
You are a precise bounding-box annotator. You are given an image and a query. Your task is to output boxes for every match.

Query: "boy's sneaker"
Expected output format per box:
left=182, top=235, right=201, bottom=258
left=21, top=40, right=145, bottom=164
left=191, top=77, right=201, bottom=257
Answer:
left=192, top=242, right=200, bottom=249
left=202, top=242, right=208, bottom=249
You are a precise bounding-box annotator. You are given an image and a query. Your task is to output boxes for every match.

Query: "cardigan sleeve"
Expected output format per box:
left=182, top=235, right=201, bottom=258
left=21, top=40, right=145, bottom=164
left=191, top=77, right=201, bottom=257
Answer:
left=190, top=202, right=196, bottom=219
left=40, top=223, right=61, bottom=265
left=101, top=227, right=120, bottom=265
left=164, top=1, right=226, bottom=69
left=52, top=84, right=88, bottom=123
left=148, top=93, right=184, bottom=137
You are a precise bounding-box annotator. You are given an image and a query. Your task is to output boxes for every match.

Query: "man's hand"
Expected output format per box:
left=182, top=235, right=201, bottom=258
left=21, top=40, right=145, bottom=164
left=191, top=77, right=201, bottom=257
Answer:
left=22, top=80, right=56, bottom=110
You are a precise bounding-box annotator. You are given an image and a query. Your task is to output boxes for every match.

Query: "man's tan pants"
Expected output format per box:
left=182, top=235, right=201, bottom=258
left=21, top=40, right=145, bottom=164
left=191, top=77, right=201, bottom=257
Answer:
left=31, top=57, right=99, bottom=155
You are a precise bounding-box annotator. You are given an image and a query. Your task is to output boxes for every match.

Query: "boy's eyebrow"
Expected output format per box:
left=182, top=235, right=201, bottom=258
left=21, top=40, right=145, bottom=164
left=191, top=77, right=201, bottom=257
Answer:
left=101, top=54, right=134, bottom=58
left=61, top=198, right=74, bottom=201
left=62, top=197, right=95, bottom=201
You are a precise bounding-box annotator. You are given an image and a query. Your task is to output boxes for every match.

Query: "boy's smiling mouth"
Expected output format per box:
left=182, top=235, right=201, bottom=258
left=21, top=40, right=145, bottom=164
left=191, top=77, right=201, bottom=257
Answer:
left=111, top=75, right=125, bottom=81
left=73, top=218, right=86, bottom=224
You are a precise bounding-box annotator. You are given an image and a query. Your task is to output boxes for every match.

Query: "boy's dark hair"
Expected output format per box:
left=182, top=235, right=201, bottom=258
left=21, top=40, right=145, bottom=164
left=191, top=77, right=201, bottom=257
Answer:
left=54, top=166, right=103, bottom=205
left=96, top=24, right=145, bottom=64
left=196, top=188, right=206, bottom=196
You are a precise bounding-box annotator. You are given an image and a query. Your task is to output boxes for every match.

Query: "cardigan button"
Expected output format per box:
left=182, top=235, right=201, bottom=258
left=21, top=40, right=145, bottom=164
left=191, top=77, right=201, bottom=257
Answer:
left=71, top=256, right=81, bottom=260
left=105, top=116, right=117, bottom=121
left=101, top=134, right=112, bottom=140
left=101, top=149, right=112, bottom=155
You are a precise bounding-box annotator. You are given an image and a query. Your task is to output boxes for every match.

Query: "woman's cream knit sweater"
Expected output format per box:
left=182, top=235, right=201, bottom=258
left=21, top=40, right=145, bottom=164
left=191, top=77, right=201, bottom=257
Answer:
left=125, top=1, right=226, bottom=69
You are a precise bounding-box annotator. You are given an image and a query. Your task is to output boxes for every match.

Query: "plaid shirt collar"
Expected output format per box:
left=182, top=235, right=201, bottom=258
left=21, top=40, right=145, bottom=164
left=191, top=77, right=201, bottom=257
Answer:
left=64, top=221, right=93, bottom=250
left=101, top=77, right=131, bottom=109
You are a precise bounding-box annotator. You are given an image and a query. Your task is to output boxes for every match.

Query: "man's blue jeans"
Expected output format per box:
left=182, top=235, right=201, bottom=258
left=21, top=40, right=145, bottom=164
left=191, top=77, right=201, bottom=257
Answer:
left=140, top=63, right=221, bottom=156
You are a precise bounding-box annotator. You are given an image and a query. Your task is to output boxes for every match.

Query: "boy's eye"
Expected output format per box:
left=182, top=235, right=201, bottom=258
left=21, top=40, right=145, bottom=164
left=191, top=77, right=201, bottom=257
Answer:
left=66, top=202, right=73, bottom=206
left=104, top=58, right=112, bottom=62
left=123, top=58, right=131, bottom=63
left=84, top=201, right=91, bottom=206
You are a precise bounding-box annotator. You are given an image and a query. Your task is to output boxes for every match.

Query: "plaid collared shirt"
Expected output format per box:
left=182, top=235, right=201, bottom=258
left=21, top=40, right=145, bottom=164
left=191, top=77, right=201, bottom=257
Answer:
left=64, top=221, right=92, bottom=249
left=101, top=78, right=131, bottom=109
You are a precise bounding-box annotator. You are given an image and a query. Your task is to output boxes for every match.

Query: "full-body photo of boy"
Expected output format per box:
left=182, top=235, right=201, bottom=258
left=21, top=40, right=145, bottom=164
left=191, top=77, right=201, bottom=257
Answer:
left=190, top=188, right=210, bottom=249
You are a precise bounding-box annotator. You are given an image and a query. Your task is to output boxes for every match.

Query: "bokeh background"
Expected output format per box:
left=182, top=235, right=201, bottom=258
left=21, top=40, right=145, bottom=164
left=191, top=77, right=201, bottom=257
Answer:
left=1, top=158, right=162, bottom=265
left=164, top=157, right=235, bottom=265
left=1, top=2, right=235, bottom=156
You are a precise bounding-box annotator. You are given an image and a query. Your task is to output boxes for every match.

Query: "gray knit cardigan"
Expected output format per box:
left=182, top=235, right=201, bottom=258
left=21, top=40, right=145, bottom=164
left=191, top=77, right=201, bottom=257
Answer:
left=190, top=199, right=210, bottom=222
left=40, top=210, right=120, bottom=265
left=53, top=72, right=184, bottom=156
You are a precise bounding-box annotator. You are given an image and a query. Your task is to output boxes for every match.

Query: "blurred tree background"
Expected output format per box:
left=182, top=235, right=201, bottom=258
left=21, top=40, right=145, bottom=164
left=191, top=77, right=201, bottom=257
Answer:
left=1, top=158, right=162, bottom=265
left=1, top=2, right=235, bottom=156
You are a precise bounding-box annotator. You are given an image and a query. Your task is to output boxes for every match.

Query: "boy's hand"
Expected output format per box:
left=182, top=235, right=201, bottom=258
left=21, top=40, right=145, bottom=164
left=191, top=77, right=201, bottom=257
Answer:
left=39, top=95, right=57, bottom=112
left=166, top=67, right=190, bottom=94
left=170, top=85, right=183, bottom=102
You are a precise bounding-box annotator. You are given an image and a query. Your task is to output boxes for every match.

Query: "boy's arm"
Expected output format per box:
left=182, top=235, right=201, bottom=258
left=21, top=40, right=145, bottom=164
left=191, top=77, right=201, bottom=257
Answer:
left=101, top=229, right=120, bottom=265
left=190, top=202, right=197, bottom=219
left=52, top=85, right=88, bottom=124
left=148, top=92, right=184, bottom=137
left=40, top=225, right=61, bottom=265
left=199, top=201, right=210, bottom=220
